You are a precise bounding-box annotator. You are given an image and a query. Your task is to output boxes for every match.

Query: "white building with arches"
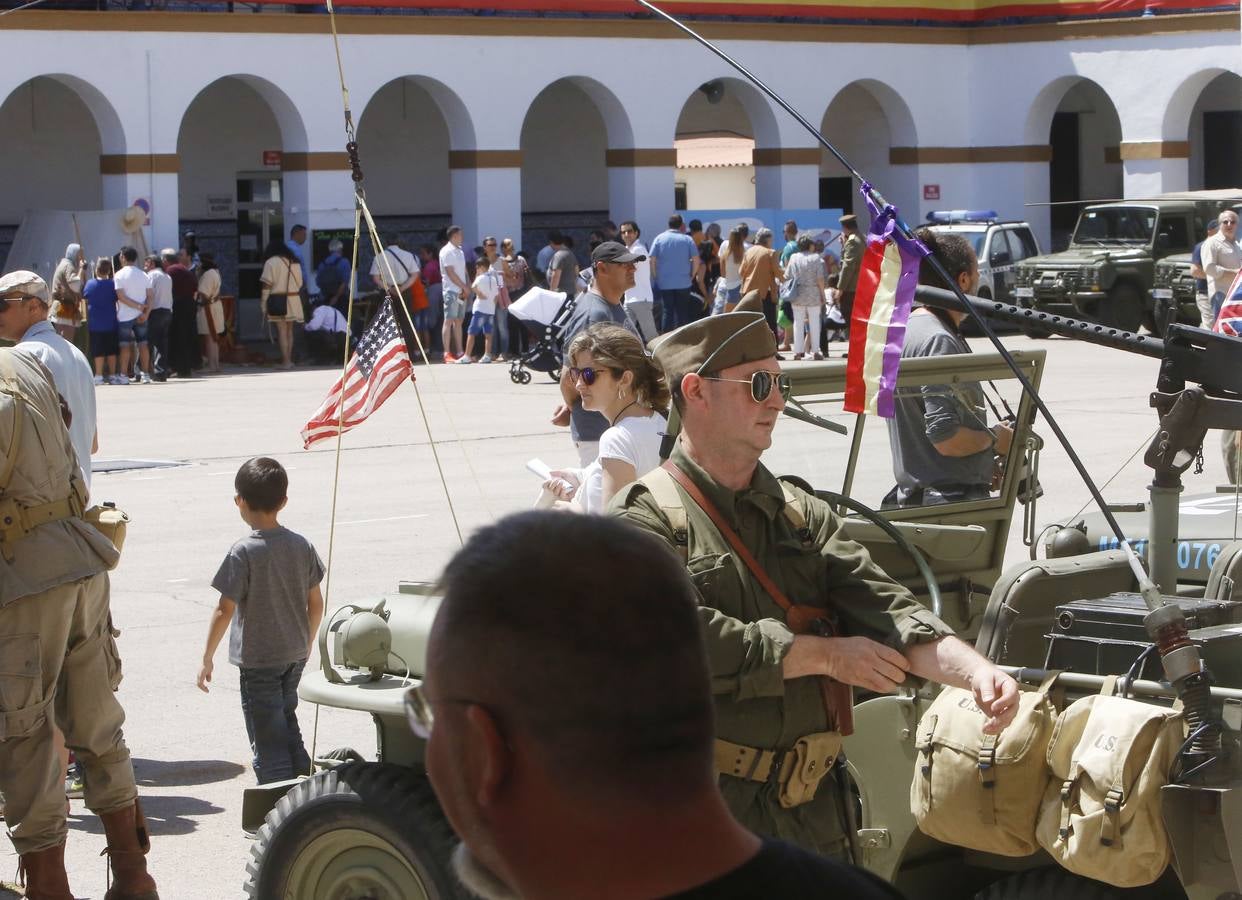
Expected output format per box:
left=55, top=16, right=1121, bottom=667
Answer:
left=0, top=6, right=1237, bottom=324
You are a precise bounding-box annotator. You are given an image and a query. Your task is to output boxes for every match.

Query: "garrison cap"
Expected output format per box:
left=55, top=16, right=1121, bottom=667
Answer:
left=734, top=289, right=763, bottom=314
left=651, top=312, right=776, bottom=386
left=839, top=214, right=858, bottom=228
left=0, top=271, right=48, bottom=304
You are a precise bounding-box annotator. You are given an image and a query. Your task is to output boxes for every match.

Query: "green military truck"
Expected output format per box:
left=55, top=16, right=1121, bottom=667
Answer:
left=1014, top=198, right=1215, bottom=335
left=1151, top=251, right=1200, bottom=331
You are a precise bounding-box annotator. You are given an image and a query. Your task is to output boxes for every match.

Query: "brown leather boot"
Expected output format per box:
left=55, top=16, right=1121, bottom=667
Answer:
left=98, top=799, right=158, bottom=900
left=17, top=840, right=73, bottom=900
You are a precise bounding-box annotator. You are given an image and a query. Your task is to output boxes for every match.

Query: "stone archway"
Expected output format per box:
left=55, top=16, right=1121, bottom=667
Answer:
left=520, top=77, right=629, bottom=251
left=820, top=79, right=918, bottom=224
left=1025, top=76, right=1122, bottom=250
left=1163, top=69, right=1242, bottom=191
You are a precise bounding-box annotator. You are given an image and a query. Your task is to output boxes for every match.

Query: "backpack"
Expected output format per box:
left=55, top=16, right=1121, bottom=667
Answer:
left=316, top=255, right=347, bottom=300
left=910, top=672, right=1060, bottom=856
left=1034, top=680, right=1183, bottom=887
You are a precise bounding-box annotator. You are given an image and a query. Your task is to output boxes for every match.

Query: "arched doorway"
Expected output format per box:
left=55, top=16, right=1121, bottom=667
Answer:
left=674, top=79, right=760, bottom=212
left=177, top=75, right=308, bottom=338
left=820, top=80, right=918, bottom=224
left=0, top=75, right=122, bottom=272
left=520, top=78, right=617, bottom=254
left=355, top=76, right=473, bottom=248
left=1026, top=77, right=1122, bottom=250
left=1177, top=71, right=1242, bottom=191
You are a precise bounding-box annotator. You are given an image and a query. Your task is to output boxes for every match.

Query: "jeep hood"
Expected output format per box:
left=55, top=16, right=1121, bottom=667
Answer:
left=1020, top=247, right=1146, bottom=268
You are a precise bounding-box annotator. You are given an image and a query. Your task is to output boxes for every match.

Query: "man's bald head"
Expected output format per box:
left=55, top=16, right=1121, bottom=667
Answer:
left=428, top=511, right=714, bottom=799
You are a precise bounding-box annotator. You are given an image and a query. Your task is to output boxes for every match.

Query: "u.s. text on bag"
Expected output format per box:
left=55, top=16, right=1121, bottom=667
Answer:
left=1035, top=685, right=1183, bottom=888
left=910, top=672, right=1060, bottom=857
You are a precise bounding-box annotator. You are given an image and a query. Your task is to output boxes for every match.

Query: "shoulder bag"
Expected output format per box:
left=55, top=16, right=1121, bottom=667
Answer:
left=265, top=259, right=293, bottom=318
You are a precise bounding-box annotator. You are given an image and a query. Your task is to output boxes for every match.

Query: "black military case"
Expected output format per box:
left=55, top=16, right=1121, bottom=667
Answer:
left=1045, top=592, right=1242, bottom=680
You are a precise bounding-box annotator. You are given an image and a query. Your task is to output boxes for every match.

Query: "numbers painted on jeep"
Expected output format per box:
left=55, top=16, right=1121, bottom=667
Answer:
left=1096, top=537, right=1222, bottom=571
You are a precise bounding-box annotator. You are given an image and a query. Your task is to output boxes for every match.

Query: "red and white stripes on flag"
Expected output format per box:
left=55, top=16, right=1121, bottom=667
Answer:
left=301, top=297, right=414, bottom=448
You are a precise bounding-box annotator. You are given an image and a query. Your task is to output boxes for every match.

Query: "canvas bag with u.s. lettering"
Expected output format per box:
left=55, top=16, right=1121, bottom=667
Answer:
left=1035, top=682, right=1183, bottom=888
left=910, top=672, right=1060, bottom=856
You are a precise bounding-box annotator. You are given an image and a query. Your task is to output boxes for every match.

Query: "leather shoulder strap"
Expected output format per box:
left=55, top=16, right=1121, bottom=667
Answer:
left=638, top=467, right=688, bottom=559
left=663, top=461, right=793, bottom=615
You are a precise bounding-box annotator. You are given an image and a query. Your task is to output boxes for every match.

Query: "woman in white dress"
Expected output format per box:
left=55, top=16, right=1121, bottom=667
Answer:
left=545, top=323, right=670, bottom=514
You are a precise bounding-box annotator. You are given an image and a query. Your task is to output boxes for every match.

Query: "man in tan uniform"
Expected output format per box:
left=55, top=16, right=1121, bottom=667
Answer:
left=610, top=312, right=1019, bottom=861
left=0, top=347, right=157, bottom=899
left=837, top=213, right=864, bottom=328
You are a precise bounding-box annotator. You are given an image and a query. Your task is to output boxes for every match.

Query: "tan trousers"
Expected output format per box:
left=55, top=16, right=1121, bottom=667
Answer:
left=0, top=572, right=136, bottom=854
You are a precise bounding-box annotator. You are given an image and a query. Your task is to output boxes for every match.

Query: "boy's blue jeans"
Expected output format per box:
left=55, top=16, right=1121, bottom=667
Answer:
left=238, top=659, right=312, bottom=784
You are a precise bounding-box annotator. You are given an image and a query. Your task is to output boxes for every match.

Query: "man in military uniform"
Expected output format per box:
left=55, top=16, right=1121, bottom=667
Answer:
left=837, top=214, right=864, bottom=328
left=610, top=311, right=1019, bottom=861
left=0, top=347, right=158, bottom=899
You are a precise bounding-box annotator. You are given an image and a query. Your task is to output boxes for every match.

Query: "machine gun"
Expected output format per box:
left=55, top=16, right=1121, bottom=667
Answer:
left=917, top=285, right=1242, bottom=775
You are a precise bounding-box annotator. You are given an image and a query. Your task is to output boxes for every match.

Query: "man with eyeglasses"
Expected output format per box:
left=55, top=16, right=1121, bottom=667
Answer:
left=550, top=241, right=643, bottom=465
left=610, top=311, right=1018, bottom=863
left=1202, top=209, right=1241, bottom=323
left=410, top=511, right=903, bottom=899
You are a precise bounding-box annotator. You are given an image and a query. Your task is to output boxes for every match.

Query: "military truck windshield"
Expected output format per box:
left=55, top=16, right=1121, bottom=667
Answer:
left=1073, top=208, right=1156, bottom=246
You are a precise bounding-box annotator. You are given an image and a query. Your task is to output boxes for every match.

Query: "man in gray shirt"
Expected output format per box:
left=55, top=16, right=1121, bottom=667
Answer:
left=551, top=242, right=643, bottom=465
left=884, top=230, right=1012, bottom=507
left=548, top=235, right=580, bottom=297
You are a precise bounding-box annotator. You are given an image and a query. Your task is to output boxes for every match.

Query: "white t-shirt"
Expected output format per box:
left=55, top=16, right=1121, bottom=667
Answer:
left=718, top=244, right=745, bottom=289
left=146, top=268, right=173, bottom=312
left=370, top=246, right=419, bottom=289
left=305, top=305, right=348, bottom=333
left=579, top=411, right=668, bottom=514
left=625, top=240, right=654, bottom=304
left=471, top=273, right=498, bottom=316
left=113, top=265, right=149, bottom=323
left=439, top=243, right=468, bottom=295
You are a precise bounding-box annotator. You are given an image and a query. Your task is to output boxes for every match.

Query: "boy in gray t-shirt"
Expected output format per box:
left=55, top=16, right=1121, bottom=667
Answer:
left=197, top=457, right=325, bottom=784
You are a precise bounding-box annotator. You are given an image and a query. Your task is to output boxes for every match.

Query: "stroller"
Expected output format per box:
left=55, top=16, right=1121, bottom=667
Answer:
left=507, top=287, right=576, bottom=385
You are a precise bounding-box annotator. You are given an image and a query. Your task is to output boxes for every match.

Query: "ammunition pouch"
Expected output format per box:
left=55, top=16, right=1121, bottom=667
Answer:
left=715, top=731, right=843, bottom=809
left=84, top=503, right=129, bottom=560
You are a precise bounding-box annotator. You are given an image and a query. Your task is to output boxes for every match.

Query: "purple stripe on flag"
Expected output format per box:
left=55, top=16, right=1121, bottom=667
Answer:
left=862, top=193, right=924, bottom=418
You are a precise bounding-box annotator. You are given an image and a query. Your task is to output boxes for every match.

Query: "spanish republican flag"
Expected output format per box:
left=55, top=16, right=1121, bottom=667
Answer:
left=843, top=197, right=924, bottom=418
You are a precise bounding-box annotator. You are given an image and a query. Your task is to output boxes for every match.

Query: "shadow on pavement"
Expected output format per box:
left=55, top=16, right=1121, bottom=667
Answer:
left=69, top=794, right=224, bottom=837
left=133, top=757, right=246, bottom=788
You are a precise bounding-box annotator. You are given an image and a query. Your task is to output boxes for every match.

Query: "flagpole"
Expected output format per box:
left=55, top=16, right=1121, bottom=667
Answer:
left=635, top=0, right=1133, bottom=550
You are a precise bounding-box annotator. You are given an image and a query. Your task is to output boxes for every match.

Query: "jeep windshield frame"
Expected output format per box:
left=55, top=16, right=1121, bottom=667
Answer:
left=1072, top=206, right=1157, bottom=247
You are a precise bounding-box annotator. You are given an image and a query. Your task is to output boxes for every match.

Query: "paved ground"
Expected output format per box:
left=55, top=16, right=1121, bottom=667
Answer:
left=1, top=331, right=1230, bottom=899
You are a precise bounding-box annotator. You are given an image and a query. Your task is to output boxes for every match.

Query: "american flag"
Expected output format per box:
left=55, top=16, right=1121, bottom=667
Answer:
left=1212, top=271, right=1242, bottom=337
left=301, top=298, right=414, bottom=448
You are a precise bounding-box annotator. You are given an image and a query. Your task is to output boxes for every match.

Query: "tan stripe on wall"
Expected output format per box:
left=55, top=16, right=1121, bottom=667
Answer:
left=282, top=152, right=350, bottom=171
left=99, top=154, right=179, bottom=175
left=607, top=149, right=678, bottom=167
left=889, top=145, right=1052, bottom=164
left=449, top=150, right=523, bottom=169
left=753, top=148, right=820, bottom=166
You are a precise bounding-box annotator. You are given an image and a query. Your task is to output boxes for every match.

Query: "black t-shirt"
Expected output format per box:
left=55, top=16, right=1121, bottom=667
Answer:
left=664, top=840, right=905, bottom=899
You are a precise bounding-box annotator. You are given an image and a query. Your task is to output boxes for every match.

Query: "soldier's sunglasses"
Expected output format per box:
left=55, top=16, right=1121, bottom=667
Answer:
left=569, top=366, right=617, bottom=386
left=702, top=370, right=792, bottom=403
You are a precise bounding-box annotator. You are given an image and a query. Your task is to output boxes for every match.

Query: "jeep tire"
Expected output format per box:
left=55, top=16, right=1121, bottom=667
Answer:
left=1096, top=283, right=1143, bottom=333
left=244, top=762, right=463, bottom=900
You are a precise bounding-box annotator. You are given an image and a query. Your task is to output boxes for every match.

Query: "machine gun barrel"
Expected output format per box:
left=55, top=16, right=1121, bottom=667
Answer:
left=914, top=286, right=1164, bottom=360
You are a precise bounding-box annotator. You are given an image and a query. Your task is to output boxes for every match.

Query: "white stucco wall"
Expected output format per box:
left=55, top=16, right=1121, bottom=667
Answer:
left=355, top=78, right=452, bottom=217
left=0, top=16, right=1234, bottom=253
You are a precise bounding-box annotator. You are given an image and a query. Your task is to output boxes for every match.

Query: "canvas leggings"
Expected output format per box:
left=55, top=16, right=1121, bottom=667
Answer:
left=0, top=572, right=136, bottom=855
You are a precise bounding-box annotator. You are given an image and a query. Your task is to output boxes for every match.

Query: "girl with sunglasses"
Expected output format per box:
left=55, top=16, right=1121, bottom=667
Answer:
left=544, top=323, right=670, bottom=513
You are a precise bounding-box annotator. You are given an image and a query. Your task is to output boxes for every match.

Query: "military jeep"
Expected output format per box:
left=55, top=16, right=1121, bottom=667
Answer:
left=1151, top=252, right=1200, bottom=331
left=1014, top=199, right=1214, bottom=335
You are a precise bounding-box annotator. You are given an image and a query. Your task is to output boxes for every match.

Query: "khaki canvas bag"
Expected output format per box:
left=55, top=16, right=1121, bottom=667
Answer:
left=1035, top=681, right=1183, bottom=887
left=911, top=672, right=1060, bottom=856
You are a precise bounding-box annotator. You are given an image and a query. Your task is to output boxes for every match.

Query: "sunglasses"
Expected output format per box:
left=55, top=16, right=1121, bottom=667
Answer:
left=569, top=366, right=616, bottom=386
left=702, top=370, right=792, bottom=403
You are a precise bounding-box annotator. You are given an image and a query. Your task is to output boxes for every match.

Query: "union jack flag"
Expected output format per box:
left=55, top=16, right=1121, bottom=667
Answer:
left=301, top=298, right=414, bottom=448
left=1212, top=271, right=1242, bottom=337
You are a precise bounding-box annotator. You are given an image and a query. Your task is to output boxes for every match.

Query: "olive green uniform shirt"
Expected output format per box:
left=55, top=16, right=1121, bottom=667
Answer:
left=610, top=440, right=953, bottom=857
